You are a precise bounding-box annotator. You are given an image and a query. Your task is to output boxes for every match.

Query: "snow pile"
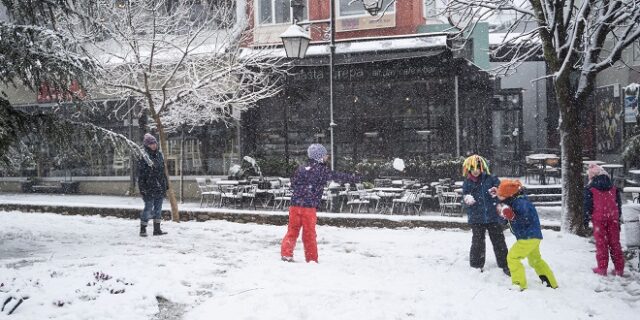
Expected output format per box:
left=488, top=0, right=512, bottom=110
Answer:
left=0, top=211, right=638, bottom=319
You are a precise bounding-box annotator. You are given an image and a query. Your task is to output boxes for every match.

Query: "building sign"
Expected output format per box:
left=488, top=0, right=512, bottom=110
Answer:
left=37, top=80, right=86, bottom=103
left=624, top=83, right=639, bottom=123
left=293, top=64, right=442, bottom=82
left=336, top=14, right=396, bottom=32
left=594, top=85, right=622, bottom=153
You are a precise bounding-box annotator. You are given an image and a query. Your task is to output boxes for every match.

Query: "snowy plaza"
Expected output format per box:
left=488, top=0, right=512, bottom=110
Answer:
left=4, top=0, right=640, bottom=319
left=1, top=210, right=639, bottom=320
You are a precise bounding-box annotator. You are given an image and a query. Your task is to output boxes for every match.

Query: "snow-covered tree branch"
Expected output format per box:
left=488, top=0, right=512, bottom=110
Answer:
left=58, top=0, right=286, bottom=220
left=0, top=0, right=145, bottom=168
left=414, top=0, right=640, bottom=235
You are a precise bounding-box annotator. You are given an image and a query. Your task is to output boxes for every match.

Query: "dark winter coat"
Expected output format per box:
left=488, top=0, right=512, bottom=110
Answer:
left=137, top=146, right=168, bottom=200
left=290, top=159, right=360, bottom=209
left=503, top=193, right=543, bottom=240
left=462, top=173, right=503, bottom=224
left=584, top=174, right=622, bottom=227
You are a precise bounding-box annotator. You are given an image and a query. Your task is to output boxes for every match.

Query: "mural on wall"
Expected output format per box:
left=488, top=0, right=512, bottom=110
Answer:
left=624, top=83, right=639, bottom=123
left=595, top=85, right=622, bottom=153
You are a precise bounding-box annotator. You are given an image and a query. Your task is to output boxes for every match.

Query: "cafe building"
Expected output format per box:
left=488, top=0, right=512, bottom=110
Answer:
left=241, top=38, right=523, bottom=175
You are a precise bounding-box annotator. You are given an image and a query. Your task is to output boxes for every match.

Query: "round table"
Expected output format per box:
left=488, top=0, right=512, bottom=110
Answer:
left=601, top=164, right=624, bottom=178
left=583, top=160, right=605, bottom=166
left=527, top=154, right=559, bottom=185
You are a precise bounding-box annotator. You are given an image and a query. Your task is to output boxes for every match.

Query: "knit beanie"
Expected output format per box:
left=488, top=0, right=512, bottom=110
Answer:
left=497, top=179, right=522, bottom=198
left=143, top=133, right=158, bottom=146
left=587, top=163, right=609, bottom=181
left=307, top=144, right=328, bottom=162
left=462, top=154, right=490, bottom=177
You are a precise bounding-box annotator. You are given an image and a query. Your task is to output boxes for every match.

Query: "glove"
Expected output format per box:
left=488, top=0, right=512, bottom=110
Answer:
left=488, top=187, right=498, bottom=198
left=463, top=195, right=476, bottom=206
left=497, top=204, right=515, bottom=221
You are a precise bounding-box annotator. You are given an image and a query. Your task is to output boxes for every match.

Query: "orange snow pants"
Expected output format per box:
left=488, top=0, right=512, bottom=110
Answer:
left=281, top=206, right=318, bottom=262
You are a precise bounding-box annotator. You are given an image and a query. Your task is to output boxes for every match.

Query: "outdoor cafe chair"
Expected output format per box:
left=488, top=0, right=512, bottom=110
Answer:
left=195, top=177, right=219, bottom=207
left=390, top=190, right=420, bottom=215
left=441, top=191, right=463, bottom=216
left=272, top=187, right=292, bottom=210
left=219, top=184, right=243, bottom=208
left=544, top=158, right=561, bottom=184
left=321, top=189, right=334, bottom=212
left=241, top=184, right=258, bottom=209
left=356, top=183, right=380, bottom=209
left=345, top=190, right=371, bottom=213
left=524, top=156, right=540, bottom=184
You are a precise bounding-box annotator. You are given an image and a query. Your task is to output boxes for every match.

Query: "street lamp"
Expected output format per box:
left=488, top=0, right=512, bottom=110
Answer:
left=280, top=0, right=337, bottom=170
left=280, top=24, right=311, bottom=59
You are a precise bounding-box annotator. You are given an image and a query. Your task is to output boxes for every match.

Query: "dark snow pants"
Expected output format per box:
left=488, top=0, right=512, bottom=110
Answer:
left=470, top=223, right=509, bottom=269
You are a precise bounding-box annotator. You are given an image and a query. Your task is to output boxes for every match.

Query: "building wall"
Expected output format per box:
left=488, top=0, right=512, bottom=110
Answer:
left=249, top=0, right=425, bottom=46
left=491, top=61, right=548, bottom=152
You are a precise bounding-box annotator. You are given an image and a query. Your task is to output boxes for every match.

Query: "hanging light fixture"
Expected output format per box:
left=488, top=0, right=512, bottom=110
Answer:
left=362, top=0, right=384, bottom=16
left=280, top=24, right=311, bottom=59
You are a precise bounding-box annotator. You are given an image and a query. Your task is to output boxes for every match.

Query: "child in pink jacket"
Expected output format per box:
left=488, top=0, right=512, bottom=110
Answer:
left=584, top=164, right=625, bottom=276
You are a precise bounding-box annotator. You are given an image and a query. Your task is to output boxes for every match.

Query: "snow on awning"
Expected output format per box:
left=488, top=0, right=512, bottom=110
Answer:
left=305, top=35, right=447, bottom=57
left=244, top=35, right=448, bottom=65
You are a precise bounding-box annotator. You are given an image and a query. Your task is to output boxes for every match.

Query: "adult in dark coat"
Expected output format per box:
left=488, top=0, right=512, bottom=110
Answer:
left=137, top=133, right=168, bottom=237
left=461, top=155, right=509, bottom=275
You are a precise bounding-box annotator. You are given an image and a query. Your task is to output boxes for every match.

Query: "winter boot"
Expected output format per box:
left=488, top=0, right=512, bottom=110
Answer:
left=592, top=267, right=607, bottom=276
left=281, top=256, right=294, bottom=262
left=153, top=220, right=167, bottom=236
left=140, top=224, right=148, bottom=237
left=539, top=275, right=557, bottom=288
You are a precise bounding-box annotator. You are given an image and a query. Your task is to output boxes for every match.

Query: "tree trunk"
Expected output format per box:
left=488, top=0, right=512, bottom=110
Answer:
left=154, top=115, right=180, bottom=222
left=556, top=81, right=589, bottom=236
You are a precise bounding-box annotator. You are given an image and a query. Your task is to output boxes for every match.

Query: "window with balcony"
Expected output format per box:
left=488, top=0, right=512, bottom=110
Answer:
left=257, top=0, right=308, bottom=25
left=338, top=0, right=395, bottom=17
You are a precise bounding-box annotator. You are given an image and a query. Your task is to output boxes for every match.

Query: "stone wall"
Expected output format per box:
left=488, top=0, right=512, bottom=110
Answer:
left=0, top=203, right=562, bottom=231
left=0, top=177, right=206, bottom=200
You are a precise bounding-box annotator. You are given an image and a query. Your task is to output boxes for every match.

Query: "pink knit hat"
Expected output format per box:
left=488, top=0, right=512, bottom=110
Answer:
left=587, top=163, right=609, bottom=181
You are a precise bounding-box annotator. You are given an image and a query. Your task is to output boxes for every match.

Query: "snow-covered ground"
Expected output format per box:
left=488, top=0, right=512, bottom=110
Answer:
left=1, top=210, right=639, bottom=320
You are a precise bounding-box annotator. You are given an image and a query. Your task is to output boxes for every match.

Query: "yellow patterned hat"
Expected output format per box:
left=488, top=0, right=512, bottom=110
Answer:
left=462, top=155, right=490, bottom=177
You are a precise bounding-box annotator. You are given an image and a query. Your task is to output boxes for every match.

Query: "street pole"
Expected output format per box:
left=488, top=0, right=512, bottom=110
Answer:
left=128, top=99, right=135, bottom=195
left=455, top=75, right=460, bottom=157
left=180, top=125, right=184, bottom=204
left=329, top=0, right=336, bottom=170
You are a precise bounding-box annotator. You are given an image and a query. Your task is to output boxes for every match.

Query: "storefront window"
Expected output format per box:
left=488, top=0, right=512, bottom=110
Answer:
left=338, top=0, right=394, bottom=17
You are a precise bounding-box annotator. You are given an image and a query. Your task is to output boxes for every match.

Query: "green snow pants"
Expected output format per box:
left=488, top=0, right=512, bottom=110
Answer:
left=507, top=239, right=558, bottom=290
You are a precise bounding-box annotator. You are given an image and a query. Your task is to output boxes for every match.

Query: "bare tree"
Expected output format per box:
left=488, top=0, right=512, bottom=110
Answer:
left=368, top=0, right=640, bottom=236
left=1, top=0, right=148, bottom=171
left=62, top=0, right=285, bottom=221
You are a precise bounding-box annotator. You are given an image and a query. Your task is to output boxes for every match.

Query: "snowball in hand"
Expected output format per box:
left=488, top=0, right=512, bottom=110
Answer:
left=463, top=194, right=476, bottom=205
left=392, top=158, right=405, bottom=171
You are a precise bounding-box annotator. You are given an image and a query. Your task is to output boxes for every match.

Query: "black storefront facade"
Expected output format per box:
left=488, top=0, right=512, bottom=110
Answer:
left=242, top=47, right=522, bottom=176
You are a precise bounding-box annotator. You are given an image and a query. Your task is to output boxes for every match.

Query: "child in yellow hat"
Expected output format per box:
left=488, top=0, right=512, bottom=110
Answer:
left=461, top=155, right=510, bottom=275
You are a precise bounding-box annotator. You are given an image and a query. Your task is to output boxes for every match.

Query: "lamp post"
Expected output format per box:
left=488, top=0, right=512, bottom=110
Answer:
left=281, top=0, right=381, bottom=168
left=281, top=0, right=337, bottom=170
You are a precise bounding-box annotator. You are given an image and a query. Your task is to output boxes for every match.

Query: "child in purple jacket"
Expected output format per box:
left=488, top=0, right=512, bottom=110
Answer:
left=280, top=144, right=359, bottom=263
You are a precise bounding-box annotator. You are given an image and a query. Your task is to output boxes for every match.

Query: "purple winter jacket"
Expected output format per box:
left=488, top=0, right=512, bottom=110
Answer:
left=290, top=159, right=360, bottom=209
